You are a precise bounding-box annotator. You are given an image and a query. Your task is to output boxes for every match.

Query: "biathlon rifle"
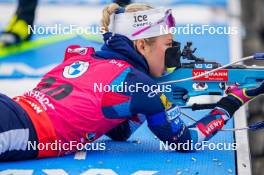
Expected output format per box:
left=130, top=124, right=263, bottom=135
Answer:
left=157, top=41, right=264, bottom=111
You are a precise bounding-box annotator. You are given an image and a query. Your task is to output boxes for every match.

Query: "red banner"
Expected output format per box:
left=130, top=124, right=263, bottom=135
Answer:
left=192, top=69, right=228, bottom=81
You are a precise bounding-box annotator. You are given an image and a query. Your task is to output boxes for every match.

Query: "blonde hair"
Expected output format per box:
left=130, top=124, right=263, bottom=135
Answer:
left=101, top=3, right=156, bottom=44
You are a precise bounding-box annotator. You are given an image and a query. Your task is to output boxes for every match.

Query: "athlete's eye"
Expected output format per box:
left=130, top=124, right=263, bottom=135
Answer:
left=166, top=42, right=173, bottom=47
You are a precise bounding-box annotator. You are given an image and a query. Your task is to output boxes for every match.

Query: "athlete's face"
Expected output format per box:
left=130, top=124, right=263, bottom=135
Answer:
left=135, top=34, right=173, bottom=77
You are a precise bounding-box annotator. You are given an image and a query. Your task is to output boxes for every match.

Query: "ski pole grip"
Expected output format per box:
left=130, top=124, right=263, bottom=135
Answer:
left=254, top=53, right=264, bottom=60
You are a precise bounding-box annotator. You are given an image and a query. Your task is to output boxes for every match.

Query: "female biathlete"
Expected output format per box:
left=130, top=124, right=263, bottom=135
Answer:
left=1, top=3, right=264, bottom=161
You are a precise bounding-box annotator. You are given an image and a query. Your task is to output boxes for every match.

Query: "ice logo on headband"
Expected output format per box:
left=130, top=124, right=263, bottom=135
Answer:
left=133, top=14, right=151, bottom=27
left=109, top=8, right=176, bottom=40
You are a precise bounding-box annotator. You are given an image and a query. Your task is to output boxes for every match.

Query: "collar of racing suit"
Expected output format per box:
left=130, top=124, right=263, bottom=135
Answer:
left=95, top=32, right=150, bottom=74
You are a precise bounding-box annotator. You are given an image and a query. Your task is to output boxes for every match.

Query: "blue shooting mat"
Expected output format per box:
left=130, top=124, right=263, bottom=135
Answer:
left=0, top=25, right=236, bottom=175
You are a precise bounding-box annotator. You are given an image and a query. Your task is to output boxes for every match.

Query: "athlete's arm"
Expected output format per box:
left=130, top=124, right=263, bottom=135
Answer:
left=103, top=67, right=240, bottom=150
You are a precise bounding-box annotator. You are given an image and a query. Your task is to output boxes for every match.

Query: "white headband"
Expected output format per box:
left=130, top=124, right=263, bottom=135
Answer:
left=109, top=8, right=175, bottom=40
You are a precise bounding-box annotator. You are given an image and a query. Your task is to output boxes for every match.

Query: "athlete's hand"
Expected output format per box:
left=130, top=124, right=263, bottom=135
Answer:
left=225, top=81, right=264, bottom=104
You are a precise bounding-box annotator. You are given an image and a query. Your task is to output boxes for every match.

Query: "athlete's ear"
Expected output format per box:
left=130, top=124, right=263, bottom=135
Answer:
left=134, top=39, right=147, bottom=57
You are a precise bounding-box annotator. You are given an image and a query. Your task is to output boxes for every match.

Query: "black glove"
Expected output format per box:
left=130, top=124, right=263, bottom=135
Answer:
left=172, top=85, right=189, bottom=106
